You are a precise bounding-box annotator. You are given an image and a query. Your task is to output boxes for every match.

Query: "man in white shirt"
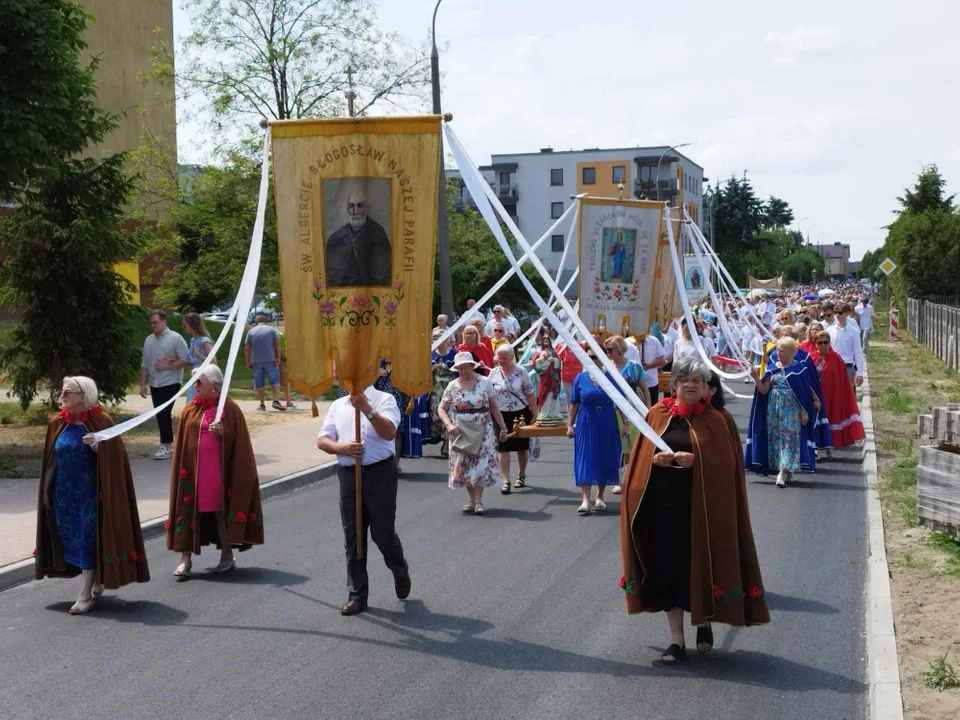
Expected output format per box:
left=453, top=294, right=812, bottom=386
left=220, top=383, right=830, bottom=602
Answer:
left=856, top=296, right=875, bottom=350
left=637, top=334, right=666, bottom=404
left=140, top=309, right=191, bottom=459
left=757, top=296, right=776, bottom=325
left=485, top=305, right=515, bottom=340
left=502, top=307, right=521, bottom=338
left=827, top=302, right=864, bottom=389
left=317, top=386, right=411, bottom=616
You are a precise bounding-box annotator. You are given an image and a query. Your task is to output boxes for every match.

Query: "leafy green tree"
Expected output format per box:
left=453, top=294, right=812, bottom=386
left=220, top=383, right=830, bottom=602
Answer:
left=434, top=185, right=547, bottom=318
left=153, top=0, right=430, bottom=148
left=779, top=247, right=824, bottom=284
left=0, top=154, right=148, bottom=408
left=710, top=174, right=767, bottom=283
left=763, top=196, right=794, bottom=228
left=0, top=0, right=116, bottom=203
left=142, top=155, right=279, bottom=312
left=895, top=164, right=955, bottom=215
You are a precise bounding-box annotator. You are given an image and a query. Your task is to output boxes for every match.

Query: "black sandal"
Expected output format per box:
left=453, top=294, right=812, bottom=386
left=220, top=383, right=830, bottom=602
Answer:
left=661, top=643, right=686, bottom=665
left=696, top=625, right=714, bottom=653
left=501, top=482, right=511, bottom=495
left=514, top=474, right=526, bottom=489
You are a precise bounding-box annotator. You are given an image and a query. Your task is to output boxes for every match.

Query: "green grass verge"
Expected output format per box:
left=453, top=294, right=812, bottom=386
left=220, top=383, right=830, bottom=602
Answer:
left=877, top=387, right=921, bottom=415
left=881, top=456, right=918, bottom=526
left=927, top=532, right=960, bottom=577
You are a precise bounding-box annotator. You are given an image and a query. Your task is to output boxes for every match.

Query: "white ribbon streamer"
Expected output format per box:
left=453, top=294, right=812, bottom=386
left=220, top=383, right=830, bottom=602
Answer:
left=93, top=127, right=272, bottom=441
left=512, top=266, right=580, bottom=350
left=445, top=124, right=669, bottom=452
left=430, top=201, right=578, bottom=351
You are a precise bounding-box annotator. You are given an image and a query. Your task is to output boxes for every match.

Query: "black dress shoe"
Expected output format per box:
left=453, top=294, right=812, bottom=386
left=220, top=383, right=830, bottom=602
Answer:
left=340, top=599, right=367, bottom=616
left=395, top=569, right=412, bottom=600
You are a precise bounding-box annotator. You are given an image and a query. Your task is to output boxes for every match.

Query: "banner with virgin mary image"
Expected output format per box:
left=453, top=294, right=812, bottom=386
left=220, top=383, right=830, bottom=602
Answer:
left=272, top=116, right=441, bottom=405
left=578, top=197, right=664, bottom=337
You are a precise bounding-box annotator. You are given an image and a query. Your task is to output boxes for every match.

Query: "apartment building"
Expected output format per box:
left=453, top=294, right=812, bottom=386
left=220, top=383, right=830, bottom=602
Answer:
left=452, top=146, right=705, bottom=288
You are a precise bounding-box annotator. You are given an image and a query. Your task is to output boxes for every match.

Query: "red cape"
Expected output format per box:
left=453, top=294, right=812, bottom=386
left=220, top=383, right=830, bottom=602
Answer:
left=812, top=349, right=865, bottom=447
left=457, top=341, right=493, bottom=371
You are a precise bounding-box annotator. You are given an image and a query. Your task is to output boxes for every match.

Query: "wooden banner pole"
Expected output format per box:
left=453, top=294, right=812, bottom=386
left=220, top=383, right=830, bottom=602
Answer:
left=354, top=407, right=364, bottom=559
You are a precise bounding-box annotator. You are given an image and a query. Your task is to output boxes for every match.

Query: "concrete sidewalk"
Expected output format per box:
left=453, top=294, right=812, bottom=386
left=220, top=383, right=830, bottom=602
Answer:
left=0, top=401, right=336, bottom=568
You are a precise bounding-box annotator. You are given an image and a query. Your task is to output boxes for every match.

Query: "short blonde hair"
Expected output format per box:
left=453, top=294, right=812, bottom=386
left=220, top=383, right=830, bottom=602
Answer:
left=462, top=325, right=480, bottom=343
left=63, top=376, right=99, bottom=410
left=778, top=324, right=797, bottom=339
left=776, top=336, right=797, bottom=354
left=604, top=335, right=628, bottom=354
left=198, top=364, right=224, bottom=393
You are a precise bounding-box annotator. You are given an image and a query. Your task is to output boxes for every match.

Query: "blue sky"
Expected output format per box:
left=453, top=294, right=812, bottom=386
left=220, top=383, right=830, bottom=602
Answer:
left=173, top=0, right=960, bottom=259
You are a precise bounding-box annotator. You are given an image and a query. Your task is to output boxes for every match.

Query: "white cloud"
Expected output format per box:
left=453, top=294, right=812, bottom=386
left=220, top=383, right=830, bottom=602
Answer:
left=763, top=26, right=848, bottom=66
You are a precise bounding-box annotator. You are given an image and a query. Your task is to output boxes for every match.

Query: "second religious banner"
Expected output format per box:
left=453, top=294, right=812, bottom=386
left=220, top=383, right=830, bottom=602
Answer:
left=578, top=197, right=665, bottom=336
left=272, top=116, right=441, bottom=405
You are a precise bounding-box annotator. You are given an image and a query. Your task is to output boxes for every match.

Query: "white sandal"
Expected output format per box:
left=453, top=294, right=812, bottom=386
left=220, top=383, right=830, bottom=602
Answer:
left=211, top=558, right=236, bottom=573
left=461, top=502, right=476, bottom=513
left=91, top=583, right=104, bottom=599
left=69, top=597, right=96, bottom=615
left=173, top=561, right=193, bottom=579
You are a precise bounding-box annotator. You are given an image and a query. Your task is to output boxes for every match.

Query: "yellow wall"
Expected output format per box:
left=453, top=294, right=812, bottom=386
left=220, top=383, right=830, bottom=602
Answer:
left=79, top=0, right=178, bottom=221
left=113, top=262, right=141, bottom=304
left=576, top=160, right=631, bottom=197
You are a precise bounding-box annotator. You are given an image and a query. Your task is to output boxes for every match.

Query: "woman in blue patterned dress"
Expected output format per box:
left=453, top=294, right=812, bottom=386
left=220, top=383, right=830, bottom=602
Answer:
left=566, top=349, right=621, bottom=515
left=35, top=376, right=149, bottom=614
left=745, top=337, right=818, bottom=488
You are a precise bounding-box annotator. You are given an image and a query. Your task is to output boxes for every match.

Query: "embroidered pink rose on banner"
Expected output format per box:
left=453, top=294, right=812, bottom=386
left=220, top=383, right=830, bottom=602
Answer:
left=313, top=279, right=324, bottom=290
left=352, top=295, right=367, bottom=310
left=319, top=300, right=336, bottom=316
left=384, top=301, right=398, bottom=317
left=392, top=280, right=404, bottom=290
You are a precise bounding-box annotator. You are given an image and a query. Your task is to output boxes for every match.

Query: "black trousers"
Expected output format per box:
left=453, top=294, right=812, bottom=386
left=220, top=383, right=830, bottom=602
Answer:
left=649, top=386, right=660, bottom=406
left=338, top=458, right=408, bottom=602
left=151, top=383, right=181, bottom=444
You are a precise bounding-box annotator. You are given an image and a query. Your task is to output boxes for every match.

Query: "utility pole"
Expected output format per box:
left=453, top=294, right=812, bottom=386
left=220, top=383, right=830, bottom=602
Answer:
left=431, top=0, right=454, bottom=320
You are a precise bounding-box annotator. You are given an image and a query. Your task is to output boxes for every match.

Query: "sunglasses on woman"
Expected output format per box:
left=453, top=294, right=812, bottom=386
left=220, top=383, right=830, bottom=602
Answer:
left=816, top=340, right=830, bottom=345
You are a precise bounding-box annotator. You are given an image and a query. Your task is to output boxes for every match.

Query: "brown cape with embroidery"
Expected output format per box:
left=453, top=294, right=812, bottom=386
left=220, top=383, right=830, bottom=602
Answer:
left=620, top=403, right=769, bottom=627
left=35, top=412, right=150, bottom=588
left=165, top=398, right=263, bottom=553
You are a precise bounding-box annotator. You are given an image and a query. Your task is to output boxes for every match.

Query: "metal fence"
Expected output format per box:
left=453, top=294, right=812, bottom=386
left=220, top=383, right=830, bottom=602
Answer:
left=907, top=298, right=960, bottom=370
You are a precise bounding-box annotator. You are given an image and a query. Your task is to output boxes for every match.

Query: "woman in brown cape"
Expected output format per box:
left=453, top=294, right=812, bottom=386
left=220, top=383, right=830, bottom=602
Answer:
left=620, top=357, right=769, bottom=665
left=36, top=376, right=149, bottom=614
left=166, top=365, right=263, bottom=578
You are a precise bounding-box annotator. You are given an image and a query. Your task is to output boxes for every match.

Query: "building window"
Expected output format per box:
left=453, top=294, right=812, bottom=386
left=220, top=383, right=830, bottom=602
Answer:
left=612, top=165, right=626, bottom=183
left=551, top=234, right=564, bottom=252
left=582, top=167, right=596, bottom=184
left=550, top=202, right=563, bottom=218
left=550, top=169, right=563, bottom=186
left=499, top=171, right=511, bottom=188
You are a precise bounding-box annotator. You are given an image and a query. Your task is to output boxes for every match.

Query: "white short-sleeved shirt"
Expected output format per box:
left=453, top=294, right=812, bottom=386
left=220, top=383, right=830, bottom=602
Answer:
left=488, top=364, right=534, bottom=412
left=317, top=386, right=401, bottom=466
left=141, top=328, right=190, bottom=387
left=638, top=336, right=666, bottom=390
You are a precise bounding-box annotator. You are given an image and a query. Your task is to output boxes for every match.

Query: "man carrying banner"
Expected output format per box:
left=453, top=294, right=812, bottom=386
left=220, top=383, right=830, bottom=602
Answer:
left=317, top=387, right=412, bottom=616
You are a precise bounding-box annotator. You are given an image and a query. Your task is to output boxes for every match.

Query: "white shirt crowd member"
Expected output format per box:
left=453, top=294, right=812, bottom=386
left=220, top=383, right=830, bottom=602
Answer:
left=827, top=323, right=865, bottom=377
left=638, top=335, right=666, bottom=390
left=757, top=299, right=776, bottom=325
left=318, top=386, right=401, bottom=466
left=141, top=328, right=190, bottom=388
left=857, top=302, right=874, bottom=331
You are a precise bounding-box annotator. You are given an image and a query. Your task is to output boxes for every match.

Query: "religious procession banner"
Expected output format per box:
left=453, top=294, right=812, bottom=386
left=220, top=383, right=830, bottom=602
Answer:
left=683, top=254, right=709, bottom=302
left=649, top=216, right=684, bottom=331
left=578, top=197, right=664, bottom=337
left=748, top=274, right=783, bottom=290
left=272, top=116, right=440, bottom=404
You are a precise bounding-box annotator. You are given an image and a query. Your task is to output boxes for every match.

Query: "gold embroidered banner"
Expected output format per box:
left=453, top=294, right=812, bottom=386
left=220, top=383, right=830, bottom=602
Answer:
left=651, top=216, right=684, bottom=330
left=272, top=116, right=440, bottom=403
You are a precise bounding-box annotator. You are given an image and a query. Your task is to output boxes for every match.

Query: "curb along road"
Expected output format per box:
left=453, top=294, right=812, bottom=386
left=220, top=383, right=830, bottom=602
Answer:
left=0, top=460, right=338, bottom=595
left=860, top=365, right=905, bottom=720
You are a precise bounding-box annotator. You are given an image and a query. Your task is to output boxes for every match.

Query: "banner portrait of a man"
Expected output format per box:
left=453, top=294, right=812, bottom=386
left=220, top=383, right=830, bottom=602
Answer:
left=323, top=177, right=392, bottom=287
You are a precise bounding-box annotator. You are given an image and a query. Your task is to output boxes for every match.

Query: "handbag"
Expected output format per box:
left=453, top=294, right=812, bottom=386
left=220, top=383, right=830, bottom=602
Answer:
left=451, top=416, right=485, bottom=457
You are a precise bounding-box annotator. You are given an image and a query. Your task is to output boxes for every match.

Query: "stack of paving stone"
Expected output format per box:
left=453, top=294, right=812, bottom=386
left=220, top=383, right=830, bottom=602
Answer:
left=916, top=404, right=960, bottom=538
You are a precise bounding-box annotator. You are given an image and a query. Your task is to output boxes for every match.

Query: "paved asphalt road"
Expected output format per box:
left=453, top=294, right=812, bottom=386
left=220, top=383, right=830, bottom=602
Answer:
left=0, top=394, right=867, bottom=720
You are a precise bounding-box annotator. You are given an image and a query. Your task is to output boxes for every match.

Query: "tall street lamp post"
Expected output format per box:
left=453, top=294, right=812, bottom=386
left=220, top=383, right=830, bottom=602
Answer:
left=432, top=0, right=454, bottom=319
left=655, top=143, right=691, bottom=203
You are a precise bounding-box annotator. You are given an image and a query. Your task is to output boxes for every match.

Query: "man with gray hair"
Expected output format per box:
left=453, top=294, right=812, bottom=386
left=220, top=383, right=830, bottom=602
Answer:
left=141, top=309, right=191, bottom=460
left=325, top=188, right=391, bottom=287
left=486, top=305, right=516, bottom=341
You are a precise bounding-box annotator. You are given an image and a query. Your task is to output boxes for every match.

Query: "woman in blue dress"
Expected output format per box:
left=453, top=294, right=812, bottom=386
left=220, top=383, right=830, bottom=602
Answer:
left=183, top=312, right=214, bottom=403
left=566, top=349, right=622, bottom=514
left=35, top=376, right=149, bottom=614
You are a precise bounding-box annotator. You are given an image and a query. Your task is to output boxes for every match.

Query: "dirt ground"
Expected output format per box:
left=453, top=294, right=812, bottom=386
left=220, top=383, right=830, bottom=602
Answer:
left=866, top=330, right=960, bottom=719
left=0, top=397, right=311, bottom=479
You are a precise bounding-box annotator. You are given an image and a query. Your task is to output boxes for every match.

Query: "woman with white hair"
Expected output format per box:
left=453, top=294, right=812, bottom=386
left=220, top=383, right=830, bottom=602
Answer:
left=35, top=376, right=150, bottom=614
left=166, top=365, right=263, bottom=578
left=488, top=344, right=537, bottom=492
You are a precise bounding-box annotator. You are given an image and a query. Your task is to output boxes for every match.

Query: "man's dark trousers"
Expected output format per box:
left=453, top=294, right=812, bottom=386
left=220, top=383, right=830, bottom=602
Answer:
left=338, top=457, right=408, bottom=602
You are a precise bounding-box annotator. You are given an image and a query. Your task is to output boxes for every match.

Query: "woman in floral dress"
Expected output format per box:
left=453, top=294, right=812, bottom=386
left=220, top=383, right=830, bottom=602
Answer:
left=437, top=352, right=509, bottom=515
left=430, top=331, right=459, bottom=457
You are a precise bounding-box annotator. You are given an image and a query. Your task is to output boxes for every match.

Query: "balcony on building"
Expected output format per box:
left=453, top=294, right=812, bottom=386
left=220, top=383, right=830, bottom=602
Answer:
left=634, top=177, right=679, bottom=199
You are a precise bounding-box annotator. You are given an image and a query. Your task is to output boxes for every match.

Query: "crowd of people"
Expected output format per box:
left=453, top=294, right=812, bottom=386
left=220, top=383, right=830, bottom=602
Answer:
left=32, top=282, right=872, bottom=665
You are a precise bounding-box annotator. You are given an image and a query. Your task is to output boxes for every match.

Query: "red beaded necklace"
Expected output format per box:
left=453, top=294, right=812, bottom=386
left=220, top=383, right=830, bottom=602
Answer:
left=192, top=395, right=219, bottom=410
left=58, top=405, right=102, bottom=424
left=661, top=397, right=708, bottom=418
